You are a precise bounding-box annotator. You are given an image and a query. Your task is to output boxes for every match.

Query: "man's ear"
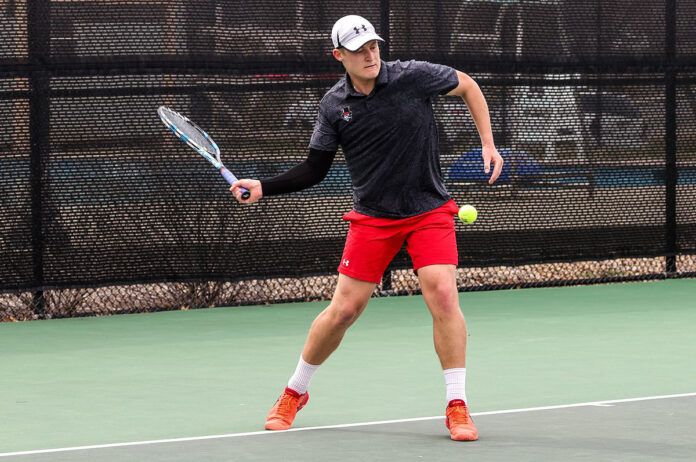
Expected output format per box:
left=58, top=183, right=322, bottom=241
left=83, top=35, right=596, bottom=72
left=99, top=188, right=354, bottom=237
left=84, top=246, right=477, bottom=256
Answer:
left=332, top=48, right=343, bottom=62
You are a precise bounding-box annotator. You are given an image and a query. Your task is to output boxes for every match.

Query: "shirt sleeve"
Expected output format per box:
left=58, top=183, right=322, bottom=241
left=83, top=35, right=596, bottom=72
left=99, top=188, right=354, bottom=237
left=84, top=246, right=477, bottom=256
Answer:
left=309, top=104, right=339, bottom=151
left=411, top=61, right=460, bottom=97
left=260, top=148, right=336, bottom=196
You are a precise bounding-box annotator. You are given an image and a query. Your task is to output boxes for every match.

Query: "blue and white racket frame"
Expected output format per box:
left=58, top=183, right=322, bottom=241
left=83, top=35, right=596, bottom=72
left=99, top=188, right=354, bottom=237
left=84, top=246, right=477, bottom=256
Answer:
left=157, top=106, right=250, bottom=200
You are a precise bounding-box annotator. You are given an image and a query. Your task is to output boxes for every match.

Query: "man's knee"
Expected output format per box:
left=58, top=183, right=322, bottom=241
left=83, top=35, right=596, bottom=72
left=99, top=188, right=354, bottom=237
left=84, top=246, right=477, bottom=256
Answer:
left=326, top=300, right=366, bottom=327
left=420, top=273, right=461, bottom=320
left=325, top=274, right=375, bottom=327
left=433, top=308, right=464, bottom=325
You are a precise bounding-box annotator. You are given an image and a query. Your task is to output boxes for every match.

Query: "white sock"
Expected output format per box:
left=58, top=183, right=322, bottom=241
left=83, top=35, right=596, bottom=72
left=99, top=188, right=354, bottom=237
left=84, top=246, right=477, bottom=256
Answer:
left=287, top=356, right=320, bottom=395
left=444, top=368, right=467, bottom=404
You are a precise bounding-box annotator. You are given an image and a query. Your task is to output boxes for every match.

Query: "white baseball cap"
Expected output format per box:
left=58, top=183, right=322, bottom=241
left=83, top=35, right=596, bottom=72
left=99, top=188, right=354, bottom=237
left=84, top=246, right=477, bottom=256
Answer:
left=331, top=15, right=384, bottom=52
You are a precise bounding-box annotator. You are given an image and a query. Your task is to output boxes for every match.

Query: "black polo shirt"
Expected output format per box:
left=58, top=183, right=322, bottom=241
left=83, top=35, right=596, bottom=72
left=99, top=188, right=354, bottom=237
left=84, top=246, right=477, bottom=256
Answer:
left=310, top=60, right=459, bottom=218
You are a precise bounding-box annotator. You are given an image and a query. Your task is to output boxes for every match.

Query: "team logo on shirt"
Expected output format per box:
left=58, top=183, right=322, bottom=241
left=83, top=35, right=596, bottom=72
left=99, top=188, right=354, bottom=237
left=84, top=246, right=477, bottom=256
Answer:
left=341, top=106, right=352, bottom=122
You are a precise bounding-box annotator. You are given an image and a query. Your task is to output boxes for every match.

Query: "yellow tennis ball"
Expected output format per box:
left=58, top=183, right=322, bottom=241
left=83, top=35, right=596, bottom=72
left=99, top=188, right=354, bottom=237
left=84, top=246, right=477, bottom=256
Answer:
left=458, top=204, right=478, bottom=224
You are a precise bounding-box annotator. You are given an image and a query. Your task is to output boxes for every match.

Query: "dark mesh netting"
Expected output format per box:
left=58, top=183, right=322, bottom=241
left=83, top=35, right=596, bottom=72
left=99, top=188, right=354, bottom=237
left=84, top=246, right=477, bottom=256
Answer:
left=1, top=1, right=695, bottom=321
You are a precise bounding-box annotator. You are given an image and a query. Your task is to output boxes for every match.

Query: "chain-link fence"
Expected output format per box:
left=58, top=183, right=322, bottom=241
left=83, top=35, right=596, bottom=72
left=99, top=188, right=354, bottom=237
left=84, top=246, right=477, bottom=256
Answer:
left=1, top=1, right=695, bottom=320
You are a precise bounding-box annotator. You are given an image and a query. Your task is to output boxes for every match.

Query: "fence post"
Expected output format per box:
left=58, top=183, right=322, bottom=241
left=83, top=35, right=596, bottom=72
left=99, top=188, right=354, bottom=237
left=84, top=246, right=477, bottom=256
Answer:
left=380, top=0, right=390, bottom=61
left=381, top=270, right=393, bottom=293
left=665, top=0, right=678, bottom=275
left=27, top=0, right=51, bottom=315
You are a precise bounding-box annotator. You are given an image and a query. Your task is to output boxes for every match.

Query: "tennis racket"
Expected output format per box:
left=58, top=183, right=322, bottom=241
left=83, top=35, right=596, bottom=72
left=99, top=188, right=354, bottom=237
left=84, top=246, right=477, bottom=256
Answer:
left=157, top=106, right=250, bottom=200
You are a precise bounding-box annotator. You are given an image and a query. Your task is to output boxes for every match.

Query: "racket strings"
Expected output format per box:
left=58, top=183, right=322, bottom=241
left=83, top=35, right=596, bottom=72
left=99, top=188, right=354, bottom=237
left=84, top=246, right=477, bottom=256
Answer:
left=163, top=109, right=217, bottom=154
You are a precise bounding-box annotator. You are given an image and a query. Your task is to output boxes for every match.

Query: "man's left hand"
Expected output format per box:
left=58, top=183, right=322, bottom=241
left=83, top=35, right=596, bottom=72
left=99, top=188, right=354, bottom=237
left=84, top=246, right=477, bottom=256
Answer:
left=483, top=146, right=504, bottom=184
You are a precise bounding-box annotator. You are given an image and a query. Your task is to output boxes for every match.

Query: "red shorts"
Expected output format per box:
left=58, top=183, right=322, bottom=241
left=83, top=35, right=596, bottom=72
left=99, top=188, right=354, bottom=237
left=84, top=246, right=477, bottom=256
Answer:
left=338, top=200, right=459, bottom=283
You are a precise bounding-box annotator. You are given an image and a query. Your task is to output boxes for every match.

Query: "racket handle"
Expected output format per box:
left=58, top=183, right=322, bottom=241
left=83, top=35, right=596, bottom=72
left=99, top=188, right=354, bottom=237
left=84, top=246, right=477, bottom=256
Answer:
left=220, top=168, right=251, bottom=200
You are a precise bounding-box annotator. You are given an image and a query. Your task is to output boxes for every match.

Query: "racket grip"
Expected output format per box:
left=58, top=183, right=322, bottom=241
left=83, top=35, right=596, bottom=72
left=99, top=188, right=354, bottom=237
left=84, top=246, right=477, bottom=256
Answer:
left=220, top=168, right=251, bottom=200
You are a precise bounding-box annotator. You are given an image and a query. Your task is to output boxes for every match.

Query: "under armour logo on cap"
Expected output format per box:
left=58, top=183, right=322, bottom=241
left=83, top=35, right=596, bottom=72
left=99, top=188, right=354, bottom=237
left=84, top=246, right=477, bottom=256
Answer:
left=332, top=15, right=384, bottom=52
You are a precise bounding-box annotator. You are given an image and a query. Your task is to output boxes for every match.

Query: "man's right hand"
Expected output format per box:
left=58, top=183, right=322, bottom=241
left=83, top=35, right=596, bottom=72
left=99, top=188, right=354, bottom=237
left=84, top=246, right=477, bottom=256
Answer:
left=230, top=179, right=262, bottom=203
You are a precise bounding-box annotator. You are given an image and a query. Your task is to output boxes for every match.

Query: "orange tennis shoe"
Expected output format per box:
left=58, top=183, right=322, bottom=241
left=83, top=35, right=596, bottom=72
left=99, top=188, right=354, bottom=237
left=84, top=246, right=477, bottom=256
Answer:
left=264, top=387, right=309, bottom=431
left=445, top=399, right=478, bottom=441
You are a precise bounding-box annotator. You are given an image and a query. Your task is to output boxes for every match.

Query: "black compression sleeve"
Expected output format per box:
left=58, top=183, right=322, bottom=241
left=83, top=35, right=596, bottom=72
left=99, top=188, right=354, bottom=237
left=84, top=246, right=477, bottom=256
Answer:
left=260, top=148, right=337, bottom=196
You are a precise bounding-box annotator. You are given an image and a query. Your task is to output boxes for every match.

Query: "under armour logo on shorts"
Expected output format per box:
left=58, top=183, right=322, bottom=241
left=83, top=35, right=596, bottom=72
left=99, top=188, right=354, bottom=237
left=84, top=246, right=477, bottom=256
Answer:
left=342, top=259, right=350, bottom=267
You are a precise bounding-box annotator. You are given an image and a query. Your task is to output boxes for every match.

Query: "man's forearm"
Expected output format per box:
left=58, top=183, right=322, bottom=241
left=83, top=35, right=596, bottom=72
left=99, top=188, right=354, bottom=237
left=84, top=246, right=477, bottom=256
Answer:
left=260, top=148, right=337, bottom=196
left=461, top=82, right=495, bottom=148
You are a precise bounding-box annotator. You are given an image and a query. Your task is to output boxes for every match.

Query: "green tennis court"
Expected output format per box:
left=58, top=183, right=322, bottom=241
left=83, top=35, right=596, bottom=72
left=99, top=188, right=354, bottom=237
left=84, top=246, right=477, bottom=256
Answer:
left=2, top=279, right=695, bottom=461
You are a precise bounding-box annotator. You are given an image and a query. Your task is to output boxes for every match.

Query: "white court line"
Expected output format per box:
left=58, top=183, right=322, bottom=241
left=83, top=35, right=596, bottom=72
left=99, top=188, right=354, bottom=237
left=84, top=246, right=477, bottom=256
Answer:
left=1, top=391, right=695, bottom=458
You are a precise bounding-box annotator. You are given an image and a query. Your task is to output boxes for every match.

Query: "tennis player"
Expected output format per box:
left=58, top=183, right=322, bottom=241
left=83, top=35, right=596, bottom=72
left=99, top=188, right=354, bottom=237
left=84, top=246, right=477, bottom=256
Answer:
left=231, top=14, right=503, bottom=441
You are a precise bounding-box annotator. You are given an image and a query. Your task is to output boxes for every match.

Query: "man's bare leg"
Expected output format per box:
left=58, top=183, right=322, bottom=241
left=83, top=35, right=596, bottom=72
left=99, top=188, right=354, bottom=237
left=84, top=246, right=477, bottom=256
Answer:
left=418, top=264, right=467, bottom=369
left=301, top=273, right=376, bottom=365
left=418, top=264, right=477, bottom=441
left=265, top=274, right=375, bottom=430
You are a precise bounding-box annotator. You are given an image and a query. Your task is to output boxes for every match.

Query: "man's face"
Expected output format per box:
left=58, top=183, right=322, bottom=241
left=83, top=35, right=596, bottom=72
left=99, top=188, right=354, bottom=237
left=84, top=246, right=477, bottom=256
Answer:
left=334, top=40, right=381, bottom=81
